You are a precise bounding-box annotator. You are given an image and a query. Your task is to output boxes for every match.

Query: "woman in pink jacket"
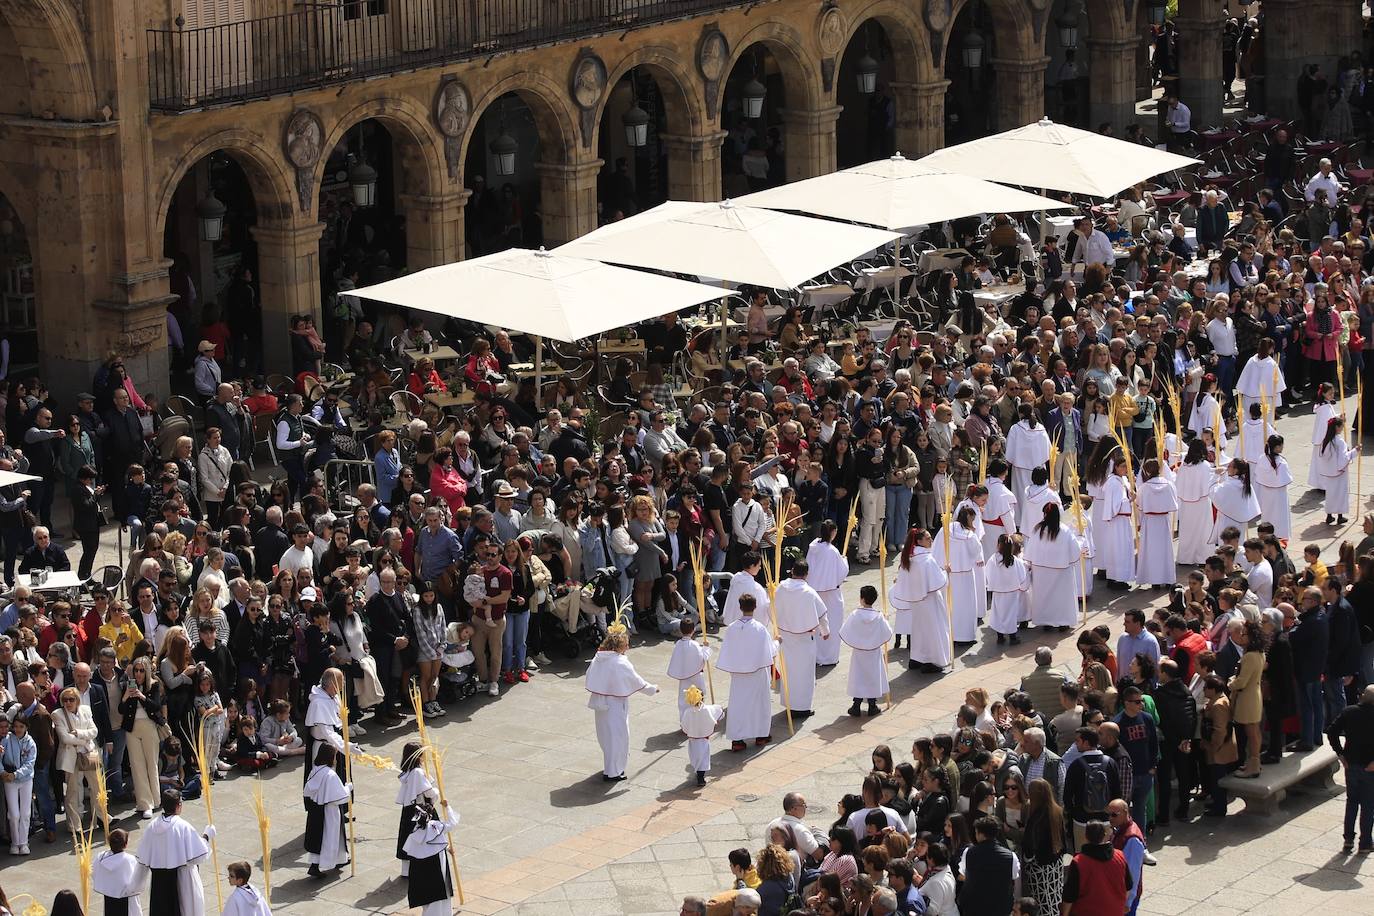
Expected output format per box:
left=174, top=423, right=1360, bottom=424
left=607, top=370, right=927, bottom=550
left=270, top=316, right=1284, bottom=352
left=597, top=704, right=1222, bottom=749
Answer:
left=427, top=446, right=467, bottom=516
left=1303, top=285, right=1343, bottom=393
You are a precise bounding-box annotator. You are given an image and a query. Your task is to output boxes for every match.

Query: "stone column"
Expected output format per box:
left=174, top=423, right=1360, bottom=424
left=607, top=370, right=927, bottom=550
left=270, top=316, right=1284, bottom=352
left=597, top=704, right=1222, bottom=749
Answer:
left=399, top=190, right=469, bottom=269
left=536, top=158, right=604, bottom=246
left=659, top=130, right=727, bottom=202
left=1175, top=15, right=1223, bottom=129
left=1262, top=0, right=1305, bottom=120
left=779, top=106, right=842, bottom=181
left=1088, top=37, right=1139, bottom=137
left=890, top=80, right=949, bottom=156
left=250, top=220, right=326, bottom=371
left=990, top=57, right=1050, bottom=131
left=1320, top=0, right=1362, bottom=75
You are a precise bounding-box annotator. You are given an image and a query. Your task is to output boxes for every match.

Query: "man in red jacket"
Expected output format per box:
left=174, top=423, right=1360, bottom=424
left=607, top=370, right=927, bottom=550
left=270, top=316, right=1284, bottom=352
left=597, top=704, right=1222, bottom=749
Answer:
left=1165, top=615, right=1209, bottom=681
left=1060, top=820, right=1132, bottom=916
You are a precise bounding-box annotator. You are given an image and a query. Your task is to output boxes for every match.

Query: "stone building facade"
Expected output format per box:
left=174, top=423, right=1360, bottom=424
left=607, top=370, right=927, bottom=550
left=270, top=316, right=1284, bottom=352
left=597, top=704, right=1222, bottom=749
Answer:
left=0, top=0, right=1355, bottom=401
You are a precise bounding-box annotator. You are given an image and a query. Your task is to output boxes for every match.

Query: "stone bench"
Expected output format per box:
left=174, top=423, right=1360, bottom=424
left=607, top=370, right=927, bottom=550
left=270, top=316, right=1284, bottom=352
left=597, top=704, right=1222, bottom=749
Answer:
left=1218, top=745, right=1341, bottom=815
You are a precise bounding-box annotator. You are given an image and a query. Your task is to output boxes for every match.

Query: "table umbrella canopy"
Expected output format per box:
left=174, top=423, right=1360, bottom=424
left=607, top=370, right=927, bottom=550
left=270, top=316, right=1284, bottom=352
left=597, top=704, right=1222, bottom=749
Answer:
left=0, top=469, right=40, bottom=488
left=736, top=152, right=1073, bottom=231
left=920, top=118, right=1200, bottom=198
left=348, top=247, right=727, bottom=342
left=558, top=199, right=900, bottom=290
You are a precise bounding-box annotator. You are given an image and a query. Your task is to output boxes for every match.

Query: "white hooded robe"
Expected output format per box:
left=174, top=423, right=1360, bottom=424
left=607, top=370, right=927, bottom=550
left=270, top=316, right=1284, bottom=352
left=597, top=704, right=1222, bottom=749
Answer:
left=840, top=605, right=895, bottom=698
left=584, top=649, right=658, bottom=778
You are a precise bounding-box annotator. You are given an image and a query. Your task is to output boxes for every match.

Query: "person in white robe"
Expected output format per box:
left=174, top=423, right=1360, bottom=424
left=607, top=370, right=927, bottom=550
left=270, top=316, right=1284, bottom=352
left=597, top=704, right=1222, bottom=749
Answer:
left=1209, top=459, right=1262, bottom=541
left=666, top=618, right=712, bottom=715
left=1025, top=503, right=1085, bottom=629
left=223, top=863, right=273, bottom=916
left=805, top=521, right=849, bottom=663
left=1236, top=401, right=1274, bottom=465
left=720, top=556, right=771, bottom=627
left=680, top=685, right=724, bottom=785
left=1086, top=472, right=1108, bottom=574
left=304, top=744, right=351, bottom=876
left=1309, top=383, right=1338, bottom=489
left=1175, top=441, right=1218, bottom=565
left=1312, top=416, right=1359, bottom=523
left=1064, top=497, right=1095, bottom=601
left=1100, top=457, right=1137, bottom=589
left=981, top=467, right=1017, bottom=556
left=401, top=801, right=460, bottom=916
left=1136, top=459, right=1180, bottom=586
left=1242, top=539, right=1275, bottom=608
left=395, top=742, right=438, bottom=878
left=841, top=585, right=894, bottom=715
left=1188, top=385, right=1228, bottom=453
left=771, top=562, right=831, bottom=716
left=94, top=829, right=147, bottom=916
left=584, top=628, right=658, bottom=780
left=891, top=528, right=951, bottom=672
left=1235, top=342, right=1287, bottom=421
left=715, top=595, right=778, bottom=750
left=303, top=670, right=347, bottom=788
left=932, top=506, right=986, bottom=643
left=985, top=535, right=1029, bottom=642
left=1020, top=467, right=1059, bottom=535
left=136, top=789, right=213, bottom=916
left=1005, top=408, right=1052, bottom=530
left=1251, top=434, right=1294, bottom=539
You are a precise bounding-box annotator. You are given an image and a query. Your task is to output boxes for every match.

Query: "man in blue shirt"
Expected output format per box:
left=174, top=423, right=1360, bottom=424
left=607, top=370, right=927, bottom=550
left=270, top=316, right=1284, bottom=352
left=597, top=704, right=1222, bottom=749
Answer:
left=1116, top=610, right=1161, bottom=674
left=416, top=506, right=463, bottom=594
left=1113, top=686, right=1159, bottom=831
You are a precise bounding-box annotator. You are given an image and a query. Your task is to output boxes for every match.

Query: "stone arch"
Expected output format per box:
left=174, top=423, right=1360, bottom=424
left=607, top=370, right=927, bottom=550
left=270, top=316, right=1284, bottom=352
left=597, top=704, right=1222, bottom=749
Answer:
left=595, top=44, right=707, bottom=149
left=840, top=0, right=940, bottom=87
left=945, top=0, right=1043, bottom=64
left=719, top=18, right=822, bottom=117
left=0, top=158, right=34, bottom=232
left=314, top=94, right=447, bottom=216
left=150, top=128, right=297, bottom=246
left=461, top=71, right=581, bottom=169
left=1080, top=0, right=1131, bottom=42
left=0, top=0, right=97, bottom=120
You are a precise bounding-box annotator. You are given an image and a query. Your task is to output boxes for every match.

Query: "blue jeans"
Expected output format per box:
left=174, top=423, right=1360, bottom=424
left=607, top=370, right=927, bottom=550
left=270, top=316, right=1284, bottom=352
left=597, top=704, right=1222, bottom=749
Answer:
left=1129, top=772, right=1154, bottom=831
left=1345, top=765, right=1374, bottom=847
left=1326, top=677, right=1352, bottom=727
left=1215, top=354, right=1237, bottom=409
left=502, top=609, right=530, bottom=672
left=1, top=526, right=25, bottom=582
left=30, top=479, right=55, bottom=530
left=104, top=730, right=128, bottom=799
left=33, top=763, right=56, bottom=832
left=125, top=516, right=144, bottom=550
left=884, top=485, right=912, bottom=551
left=1299, top=680, right=1326, bottom=747
left=1207, top=762, right=1230, bottom=814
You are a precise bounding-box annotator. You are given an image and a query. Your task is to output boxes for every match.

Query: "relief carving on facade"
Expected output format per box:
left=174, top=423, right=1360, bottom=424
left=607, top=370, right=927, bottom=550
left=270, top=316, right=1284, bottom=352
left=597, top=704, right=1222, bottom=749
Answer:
left=697, top=26, right=730, bottom=120
left=283, top=108, right=325, bottom=213
left=570, top=50, right=608, bottom=149
left=434, top=77, right=471, bottom=180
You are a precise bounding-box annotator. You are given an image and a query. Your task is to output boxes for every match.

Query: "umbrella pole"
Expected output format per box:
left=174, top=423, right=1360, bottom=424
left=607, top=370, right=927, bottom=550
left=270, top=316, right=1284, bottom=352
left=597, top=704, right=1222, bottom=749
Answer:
left=719, top=285, right=729, bottom=368
left=534, top=334, right=544, bottom=412
left=892, top=239, right=900, bottom=310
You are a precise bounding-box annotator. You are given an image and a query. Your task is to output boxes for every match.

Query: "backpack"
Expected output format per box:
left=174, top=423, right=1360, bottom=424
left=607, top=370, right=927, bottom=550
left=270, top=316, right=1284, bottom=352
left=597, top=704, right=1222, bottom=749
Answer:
left=1081, top=754, right=1112, bottom=813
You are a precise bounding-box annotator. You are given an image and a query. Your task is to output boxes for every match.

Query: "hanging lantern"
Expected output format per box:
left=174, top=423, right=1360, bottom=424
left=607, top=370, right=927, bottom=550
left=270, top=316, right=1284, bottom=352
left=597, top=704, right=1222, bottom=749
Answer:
left=961, top=30, right=986, bottom=70
left=490, top=129, right=518, bottom=176
left=855, top=53, right=880, bottom=94
left=1147, top=0, right=1167, bottom=26
left=622, top=103, right=650, bottom=147
left=346, top=155, right=377, bottom=208
left=196, top=190, right=226, bottom=242
left=742, top=76, right=767, bottom=119
left=1057, top=11, right=1080, bottom=49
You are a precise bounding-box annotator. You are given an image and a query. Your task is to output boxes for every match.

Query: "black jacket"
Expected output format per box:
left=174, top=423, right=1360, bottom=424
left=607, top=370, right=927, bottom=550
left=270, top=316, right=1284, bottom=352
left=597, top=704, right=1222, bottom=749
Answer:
left=1263, top=632, right=1297, bottom=714
left=101, top=406, right=145, bottom=464
left=71, top=485, right=105, bottom=535
left=118, top=681, right=167, bottom=733
left=1327, top=703, right=1374, bottom=767
left=1153, top=678, right=1199, bottom=744
left=19, top=543, right=70, bottom=574
left=1326, top=598, right=1362, bottom=680
left=548, top=426, right=591, bottom=468
left=1290, top=607, right=1330, bottom=684
left=253, top=523, right=291, bottom=574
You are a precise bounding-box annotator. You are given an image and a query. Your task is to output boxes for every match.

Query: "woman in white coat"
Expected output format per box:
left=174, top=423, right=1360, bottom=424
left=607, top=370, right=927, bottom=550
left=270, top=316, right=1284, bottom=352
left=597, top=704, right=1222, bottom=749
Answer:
left=584, top=628, right=658, bottom=781
left=53, top=686, right=107, bottom=836
left=985, top=534, right=1029, bottom=644
left=1251, top=434, right=1294, bottom=539
left=1136, top=458, right=1180, bottom=586
left=1025, top=503, right=1084, bottom=630
left=1312, top=415, right=1359, bottom=525
left=1309, top=382, right=1339, bottom=489
left=932, top=506, right=986, bottom=644
left=1174, top=440, right=1216, bottom=565
left=891, top=528, right=951, bottom=673
left=1210, top=458, right=1261, bottom=541
left=1005, top=405, right=1051, bottom=530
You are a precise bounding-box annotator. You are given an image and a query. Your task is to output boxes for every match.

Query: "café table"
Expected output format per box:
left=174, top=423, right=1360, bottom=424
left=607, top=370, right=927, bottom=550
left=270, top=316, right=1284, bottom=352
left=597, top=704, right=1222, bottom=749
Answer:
left=1198, top=129, right=1240, bottom=149
left=17, top=571, right=85, bottom=593
left=405, top=345, right=461, bottom=364
left=424, top=389, right=475, bottom=409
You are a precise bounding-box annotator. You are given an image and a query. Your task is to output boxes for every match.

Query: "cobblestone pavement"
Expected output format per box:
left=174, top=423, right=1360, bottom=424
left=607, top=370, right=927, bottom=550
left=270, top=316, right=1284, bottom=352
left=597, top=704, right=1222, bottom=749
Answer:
left=7, top=402, right=1373, bottom=916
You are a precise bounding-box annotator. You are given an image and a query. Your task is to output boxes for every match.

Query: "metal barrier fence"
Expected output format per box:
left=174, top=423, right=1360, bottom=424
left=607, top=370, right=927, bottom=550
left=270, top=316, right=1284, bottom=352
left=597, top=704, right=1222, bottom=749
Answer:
left=323, top=459, right=377, bottom=514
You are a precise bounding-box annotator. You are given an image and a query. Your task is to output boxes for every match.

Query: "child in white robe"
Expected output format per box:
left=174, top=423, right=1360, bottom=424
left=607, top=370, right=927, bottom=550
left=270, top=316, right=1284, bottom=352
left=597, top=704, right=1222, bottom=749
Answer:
left=985, top=534, right=1028, bottom=643
left=1209, top=459, right=1261, bottom=541
left=304, top=745, right=351, bottom=877
left=680, top=685, right=724, bottom=786
left=223, top=862, right=272, bottom=916
left=715, top=594, right=778, bottom=750
left=1234, top=341, right=1286, bottom=420
left=1025, top=503, right=1085, bottom=629
left=584, top=626, right=658, bottom=780
left=805, top=521, right=849, bottom=662
left=1005, top=407, right=1051, bottom=530
left=1251, top=434, right=1294, bottom=539
left=721, top=561, right=771, bottom=627
left=395, top=742, right=438, bottom=878
left=840, top=586, right=894, bottom=715
left=1312, top=415, right=1359, bottom=524
left=891, top=528, right=951, bottom=673
left=1136, top=458, right=1180, bottom=587
left=1174, top=441, right=1218, bottom=565
left=94, top=829, right=147, bottom=916
left=1236, top=400, right=1273, bottom=465
left=1309, top=383, right=1339, bottom=489
left=402, top=801, right=461, bottom=916
left=666, top=618, right=712, bottom=716
left=932, top=506, right=986, bottom=643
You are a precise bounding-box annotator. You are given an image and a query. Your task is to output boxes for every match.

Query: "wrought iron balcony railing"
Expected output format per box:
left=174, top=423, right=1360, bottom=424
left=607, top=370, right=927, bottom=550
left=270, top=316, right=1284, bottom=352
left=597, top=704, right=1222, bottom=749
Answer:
left=148, top=0, right=743, bottom=112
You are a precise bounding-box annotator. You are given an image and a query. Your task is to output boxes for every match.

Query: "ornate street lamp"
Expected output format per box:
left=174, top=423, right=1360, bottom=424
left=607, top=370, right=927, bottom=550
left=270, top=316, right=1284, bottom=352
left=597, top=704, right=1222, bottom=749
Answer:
left=742, top=76, right=767, bottom=119
left=196, top=190, right=226, bottom=242
left=346, top=154, right=377, bottom=208
left=490, top=129, right=518, bottom=176
left=961, top=29, right=986, bottom=71
left=1057, top=11, right=1080, bottom=49
left=623, top=100, right=649, bottom=147
left=856, top=52, right=880, bottom=94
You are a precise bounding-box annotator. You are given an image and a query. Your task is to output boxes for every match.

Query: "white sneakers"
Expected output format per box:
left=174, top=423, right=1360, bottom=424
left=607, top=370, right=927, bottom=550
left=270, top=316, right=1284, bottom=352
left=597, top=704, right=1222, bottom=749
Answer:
left=351, top=722, right=367, bottom=737
left=139, top=810, right=153, bottom=820
left=487, top=681, right=500, bottom=697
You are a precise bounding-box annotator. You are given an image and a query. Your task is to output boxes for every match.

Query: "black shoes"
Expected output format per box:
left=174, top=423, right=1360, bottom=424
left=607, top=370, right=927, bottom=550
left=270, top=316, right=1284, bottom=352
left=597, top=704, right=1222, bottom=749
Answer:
left=848, top=701, right=863, bottom=717
left=867, top=700, right=881, bottom=716
left=695, top=771, right=706, bottom=787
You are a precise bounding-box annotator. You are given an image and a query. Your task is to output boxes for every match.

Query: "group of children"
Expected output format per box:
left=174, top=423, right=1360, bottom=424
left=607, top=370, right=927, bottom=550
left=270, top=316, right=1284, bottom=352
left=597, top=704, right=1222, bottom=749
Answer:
left=160, top=692, right=308, bottom=799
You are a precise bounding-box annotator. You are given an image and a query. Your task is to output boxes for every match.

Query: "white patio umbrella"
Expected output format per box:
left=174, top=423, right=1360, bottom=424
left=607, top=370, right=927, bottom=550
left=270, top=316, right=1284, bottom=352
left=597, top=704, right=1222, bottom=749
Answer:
left=559, top=199, right=900, bottom=361
left=349, top=247, right=729, bottom=407
left=0, top=469, right=39, bottom=488
left=920, top=117, right=1200, bottom=199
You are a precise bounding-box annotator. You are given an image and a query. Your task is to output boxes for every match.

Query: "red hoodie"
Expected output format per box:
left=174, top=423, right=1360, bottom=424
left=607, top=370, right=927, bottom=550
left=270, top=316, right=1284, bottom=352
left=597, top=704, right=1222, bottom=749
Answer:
left=1171, top=630, right=1208, bottom=680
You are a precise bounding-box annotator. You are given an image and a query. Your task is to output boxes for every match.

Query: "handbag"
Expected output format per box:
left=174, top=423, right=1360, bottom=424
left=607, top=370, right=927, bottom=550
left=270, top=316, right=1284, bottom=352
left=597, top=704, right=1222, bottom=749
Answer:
left=64, top=712, right=99, bottom=771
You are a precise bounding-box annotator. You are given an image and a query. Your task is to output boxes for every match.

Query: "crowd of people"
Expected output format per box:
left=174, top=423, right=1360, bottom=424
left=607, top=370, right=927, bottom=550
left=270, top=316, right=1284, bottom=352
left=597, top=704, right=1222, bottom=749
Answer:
left=5, top=120, right=1374, bottom=914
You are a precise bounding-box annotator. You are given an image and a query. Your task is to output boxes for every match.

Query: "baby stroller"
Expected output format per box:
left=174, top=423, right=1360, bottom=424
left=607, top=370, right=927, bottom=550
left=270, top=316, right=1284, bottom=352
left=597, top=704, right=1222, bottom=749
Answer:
left=437, top=622, right=480, bottom=704
left=543, top=566, right=620, bottom=659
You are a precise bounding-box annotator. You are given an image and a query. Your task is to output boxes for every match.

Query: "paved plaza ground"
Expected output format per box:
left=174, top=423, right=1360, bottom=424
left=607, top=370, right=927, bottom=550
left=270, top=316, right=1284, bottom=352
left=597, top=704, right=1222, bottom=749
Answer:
left=7, top=396, right=1374, bottom=916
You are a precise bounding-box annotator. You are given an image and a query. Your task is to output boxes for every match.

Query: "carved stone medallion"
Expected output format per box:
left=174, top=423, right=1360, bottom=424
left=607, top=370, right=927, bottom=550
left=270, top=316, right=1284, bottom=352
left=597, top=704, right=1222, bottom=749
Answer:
left=283, top=109, right=324, bottom=212
left=697, top=28, right=729, bottom=83
left=926, top=0, right=952, bottom=34
left=434, top=79, right=470, bottom=138
left=570, top=51, right=607, bottom=110
left=818, top=6, right=846, bottom=57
